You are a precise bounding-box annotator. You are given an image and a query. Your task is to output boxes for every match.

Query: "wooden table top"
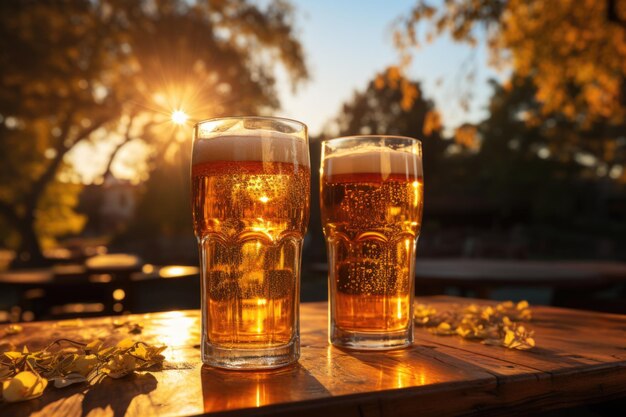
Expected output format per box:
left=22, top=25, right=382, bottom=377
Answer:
left=2, top=296, right=626, bottom=417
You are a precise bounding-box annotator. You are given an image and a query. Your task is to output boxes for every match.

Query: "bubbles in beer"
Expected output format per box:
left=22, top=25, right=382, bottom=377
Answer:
left=322, top=146, right=423, bottom=333
left=193, top=140, right=309, bottom=348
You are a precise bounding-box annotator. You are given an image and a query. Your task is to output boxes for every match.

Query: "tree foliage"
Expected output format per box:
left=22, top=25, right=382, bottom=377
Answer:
left=476, top=77, right=584, bottom=215
left=331, top=68, right=450, bottom=195
left=397, top=0, right=626, bottom=132
left=0, top=0, right=307, bottom=265
left=339, top=70, right=493, bottom=188
left=480, top=75, right=626, bottom=181
left=335, top=68, right=443, bottom=139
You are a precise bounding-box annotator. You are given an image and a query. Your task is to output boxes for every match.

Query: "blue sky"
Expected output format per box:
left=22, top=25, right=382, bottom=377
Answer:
left=275, top=0, right=505, bottom=136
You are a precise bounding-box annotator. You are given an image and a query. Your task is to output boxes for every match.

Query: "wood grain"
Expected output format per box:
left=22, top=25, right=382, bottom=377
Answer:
left=1, top=297, right=625, bottom=417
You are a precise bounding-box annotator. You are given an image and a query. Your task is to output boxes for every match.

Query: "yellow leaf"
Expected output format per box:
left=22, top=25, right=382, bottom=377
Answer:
left=103, top=354, right=136, bottom=379
left=132, top=344, right=148, bottom=361
left=504, top=330, right=515, bottom=346
left=4, top=351, right=23, bottom=361
left=69, top=354, right=98, bottom=376
left=2, top=371, right=48, bottom=402
left=85, top=340, right=103, bottom=353
left=438, top=322, right=451, bottom=330
left=116, top=339, right=135, bottom=350
left=97, top=347, right=116, bottom=357
left=456, top=327, right=471, bottom=337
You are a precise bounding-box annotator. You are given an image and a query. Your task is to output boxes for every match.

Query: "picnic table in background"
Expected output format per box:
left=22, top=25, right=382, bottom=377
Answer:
left=0, top=255, right=200, bottom=321
left=1, top=296, right=625, bottom=417
left=414, top=259, right=626, bottom=309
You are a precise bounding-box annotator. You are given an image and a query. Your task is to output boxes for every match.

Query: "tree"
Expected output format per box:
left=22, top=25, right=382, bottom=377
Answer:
left=333, top=67, right=449, bottom=169
left=475, top=77, right=584, bottom=216
left=395, top=0, right=626, bottom=148
left=110, top=134, right=196, bottom=265
left=301, top=69, right=451, bottom=263
left=476, top=75, right=626, bottom=182
left=0, top=0, right=307, bottom=266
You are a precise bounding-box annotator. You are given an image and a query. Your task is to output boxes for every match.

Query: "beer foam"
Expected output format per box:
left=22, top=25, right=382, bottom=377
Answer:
left=323, top=146, right=422, bottom=177
left=193, top=132, right=309, bottom=166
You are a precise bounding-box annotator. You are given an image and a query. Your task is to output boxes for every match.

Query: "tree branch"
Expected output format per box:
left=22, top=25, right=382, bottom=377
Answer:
left=101, top=113, right=142, bottom=180
left=0, top=199, right=20, bottom=223
left=27, top=114, right=109, bottom=209
left=608, top=0, right=626, bottom=29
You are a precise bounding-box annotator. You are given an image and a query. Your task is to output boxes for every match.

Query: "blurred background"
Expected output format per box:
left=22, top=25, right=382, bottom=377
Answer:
left=1, top=0, right=625, bottom=322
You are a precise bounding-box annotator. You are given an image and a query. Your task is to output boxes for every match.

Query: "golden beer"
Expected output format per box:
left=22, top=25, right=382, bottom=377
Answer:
left=193, top=117, right=309, bottom=369
left=321, top=136, right=423, bottom=349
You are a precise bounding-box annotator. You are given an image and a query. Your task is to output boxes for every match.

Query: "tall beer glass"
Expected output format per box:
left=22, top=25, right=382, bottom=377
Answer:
left=192, top=117, right=310, bottom=369
left=321, top=136, right=423, bottom=350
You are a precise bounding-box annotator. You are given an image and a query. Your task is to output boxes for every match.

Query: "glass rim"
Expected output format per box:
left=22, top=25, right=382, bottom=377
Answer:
left=322, top=134, right=422, bottom=145
left=194, top=115, right=307, bottom=131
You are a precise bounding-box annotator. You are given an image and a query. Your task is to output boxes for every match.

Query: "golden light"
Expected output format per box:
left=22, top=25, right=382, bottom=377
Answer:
left=171, top=110, right=188, bottom=125
left=112, top=289, right=126, bottom=301
left=155, top=312, right=199, bottom=359
left=159, top=265, right=199, bottom=278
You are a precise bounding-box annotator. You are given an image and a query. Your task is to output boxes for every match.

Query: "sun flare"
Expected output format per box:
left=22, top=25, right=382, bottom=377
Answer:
left=171, top=110, right=188, bottom=125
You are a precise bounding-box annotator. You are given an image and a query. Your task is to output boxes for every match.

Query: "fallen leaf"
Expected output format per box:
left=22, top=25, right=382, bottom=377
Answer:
left=2, top=371, right=48, bottom=402
left=50, top=373, right=87, bottom=388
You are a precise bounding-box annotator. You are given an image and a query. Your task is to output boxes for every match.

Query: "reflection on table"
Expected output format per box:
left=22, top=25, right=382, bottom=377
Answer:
left=2, top=298, right=626, bottom=417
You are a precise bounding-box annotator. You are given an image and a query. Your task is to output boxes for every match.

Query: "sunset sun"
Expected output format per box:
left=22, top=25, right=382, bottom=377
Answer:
left=171, top=110, right=188, bottom=125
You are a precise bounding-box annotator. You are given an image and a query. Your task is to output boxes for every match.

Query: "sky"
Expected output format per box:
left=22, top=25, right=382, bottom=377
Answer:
left=71, top=0, right=506, bottom=183
left=275, top=0, right=505, bottom=137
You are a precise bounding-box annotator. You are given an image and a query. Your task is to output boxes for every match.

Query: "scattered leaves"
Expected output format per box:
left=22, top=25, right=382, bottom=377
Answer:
left=414, top=300, right=535, bottom=350
left=0, top=338, right=166, bottom=403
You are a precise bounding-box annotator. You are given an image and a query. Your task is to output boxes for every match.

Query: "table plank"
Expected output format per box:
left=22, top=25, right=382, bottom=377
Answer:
left=1, top=297, right=625, bottom=417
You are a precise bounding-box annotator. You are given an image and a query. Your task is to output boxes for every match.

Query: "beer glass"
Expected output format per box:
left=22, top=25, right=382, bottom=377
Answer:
left=320, top=136, right=423, bottom=350
left=192, top=117, right=310, bottom=369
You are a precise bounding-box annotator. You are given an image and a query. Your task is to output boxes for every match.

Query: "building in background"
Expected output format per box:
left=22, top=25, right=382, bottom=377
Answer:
left=79, top=174, right=140, bottom=236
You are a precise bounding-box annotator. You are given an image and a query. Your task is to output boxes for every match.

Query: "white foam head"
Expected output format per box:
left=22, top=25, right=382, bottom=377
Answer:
left=193, top=131, right=309, bottom=167
left=322, top=145, right=422, bottom=178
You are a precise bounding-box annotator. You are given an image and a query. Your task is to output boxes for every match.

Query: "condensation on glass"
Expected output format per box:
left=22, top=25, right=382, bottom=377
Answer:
left=192, top=116, right=310, bottom=369
left=320, top=135, right=423, bottom=350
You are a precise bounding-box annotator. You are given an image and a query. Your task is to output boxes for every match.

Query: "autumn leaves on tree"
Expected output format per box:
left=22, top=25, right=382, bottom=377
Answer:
left=393, top=0, right=626, bottom=167
left=0, top=0, right=308, bottom=266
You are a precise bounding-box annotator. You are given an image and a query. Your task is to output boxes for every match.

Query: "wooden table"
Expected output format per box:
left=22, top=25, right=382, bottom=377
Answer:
left=2, top=296, right=626, bottom=416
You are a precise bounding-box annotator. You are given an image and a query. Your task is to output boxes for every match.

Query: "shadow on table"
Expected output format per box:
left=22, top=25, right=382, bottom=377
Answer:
left=81, top=373, right=158, bottom=417
left=201, top=363, right=330, bottom=413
